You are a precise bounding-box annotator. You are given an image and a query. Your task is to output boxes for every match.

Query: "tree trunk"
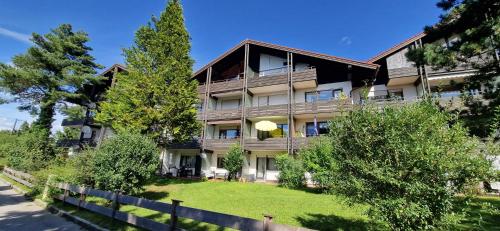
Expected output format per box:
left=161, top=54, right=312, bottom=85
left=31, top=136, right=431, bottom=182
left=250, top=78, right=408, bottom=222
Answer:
left=34, top=100, right=56, bottom=131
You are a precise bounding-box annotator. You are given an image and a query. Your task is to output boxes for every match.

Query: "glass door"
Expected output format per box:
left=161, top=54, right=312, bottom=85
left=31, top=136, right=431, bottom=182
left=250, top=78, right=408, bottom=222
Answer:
left=256, top=157, right=266, bottom=179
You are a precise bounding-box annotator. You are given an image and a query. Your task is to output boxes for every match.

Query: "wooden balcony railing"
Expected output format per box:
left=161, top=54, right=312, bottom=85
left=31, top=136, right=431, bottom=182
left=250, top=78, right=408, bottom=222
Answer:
left=292, top=68, right=317, bottom=83
left=198, top=84, right=206, bottom=94
left=388, top=67, right=419, bottom=79
left=204, top=138, right=239, bottom=150
left=205, top=108, right=242, bottom=121
left=248, top=68, right=317, bottom=89
left=210, top=78, right=244, bottom=93
left=246, top=104, right=288, bottom=118
left=244, top=138, right=288, bottom=151
left=293, top=99, right=354, bottom=115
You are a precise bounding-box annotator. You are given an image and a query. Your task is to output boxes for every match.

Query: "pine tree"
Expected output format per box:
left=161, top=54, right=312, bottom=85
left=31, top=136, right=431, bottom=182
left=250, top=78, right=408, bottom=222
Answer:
left=96, top=0, right=200, bottom=144
left=407, top=0, right=500, bottom=136
left=0, top=24, right=102, bottom=132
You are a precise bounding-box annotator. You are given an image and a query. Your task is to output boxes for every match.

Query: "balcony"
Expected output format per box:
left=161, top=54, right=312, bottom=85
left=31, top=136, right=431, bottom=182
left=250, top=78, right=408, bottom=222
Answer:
left=244, top=138, right=288, bottom=151
left=246, top=104, right=288, bottom=118
left=204, top=138, right=239, bottom=150
left=205, top=108, right=242, bottom=121
left=167, top=139, right=201, bottom=149
left=387, top=67, right=419, bottom=86
left=293, top=99, right=354, bottom=115
left=61, top=119, right=85, bottom=127
left=210, top=74, right=244, bottom=94
left=198, top=84, right=206, bottom=95
left=248, top=67, right=317, bottom=94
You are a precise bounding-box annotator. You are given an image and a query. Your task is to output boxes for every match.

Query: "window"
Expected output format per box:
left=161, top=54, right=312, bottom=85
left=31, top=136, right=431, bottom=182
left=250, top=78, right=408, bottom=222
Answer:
left=217, top=156, right=224, bottom=168
left=305, top=92, right=317, bottom=102
left=266, top=158, right=278, bottom=171
left=305, top=89, right=343, bottom=102
left=180, top=155, right=196, bottom=168
left=306, top=121, right=329, bottom=137
left=219, top=129, right=239, bottom=139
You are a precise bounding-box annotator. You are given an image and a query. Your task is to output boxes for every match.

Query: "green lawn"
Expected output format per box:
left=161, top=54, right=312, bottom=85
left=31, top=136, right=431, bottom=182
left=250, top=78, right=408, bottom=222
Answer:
left=2, top=173, right=499, bottom=231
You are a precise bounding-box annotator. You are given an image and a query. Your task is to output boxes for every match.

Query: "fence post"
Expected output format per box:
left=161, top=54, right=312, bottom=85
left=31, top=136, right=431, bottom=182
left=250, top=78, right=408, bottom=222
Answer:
left=42, top=174, right=55, bottom=201
left=263, top=214, right=273, bottom=231
left=63, top=184, right=69, bottom=203
left=169, top=199, right=183, bottom=231
left=78, top=187, right=86, bottom=210
left=111, top=190, right=121, bottom=219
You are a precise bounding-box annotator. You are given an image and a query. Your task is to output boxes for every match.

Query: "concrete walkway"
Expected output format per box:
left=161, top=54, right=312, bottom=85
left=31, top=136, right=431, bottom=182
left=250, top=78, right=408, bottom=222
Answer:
left=0, top=181, right=84, bottom=231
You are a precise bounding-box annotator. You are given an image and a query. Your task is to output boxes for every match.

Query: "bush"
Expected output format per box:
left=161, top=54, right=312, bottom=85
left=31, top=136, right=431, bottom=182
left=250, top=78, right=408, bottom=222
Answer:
left=275, top=154, right=305, bottom=188
left=92, top=132, right=159, bottom=195
left=299, top=136, right=336, bottom=192
left=6, top=126, right=55, bottom=171
left=223, top=143, right=244, bottom=181
left=307, top=101, right=492, bottom=230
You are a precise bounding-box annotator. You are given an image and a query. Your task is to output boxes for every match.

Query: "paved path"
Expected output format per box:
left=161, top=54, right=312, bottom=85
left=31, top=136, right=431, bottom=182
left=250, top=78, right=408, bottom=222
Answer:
left=0, top=180, right=84, bottom=231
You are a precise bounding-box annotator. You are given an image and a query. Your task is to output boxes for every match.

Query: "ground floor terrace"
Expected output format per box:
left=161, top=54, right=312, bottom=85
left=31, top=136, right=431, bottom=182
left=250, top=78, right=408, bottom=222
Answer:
left=160, top=149, right=284, bottom=182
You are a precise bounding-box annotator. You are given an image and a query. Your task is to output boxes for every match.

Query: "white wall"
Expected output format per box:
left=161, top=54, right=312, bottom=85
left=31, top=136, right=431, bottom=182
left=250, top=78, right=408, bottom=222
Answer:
left=386, top=47, right=413, bottom=70
left=247, top=151, right=282, bottom=181
left=294, top=81, right=352, bottom=103
left=387, top=84, right=418, bottom=101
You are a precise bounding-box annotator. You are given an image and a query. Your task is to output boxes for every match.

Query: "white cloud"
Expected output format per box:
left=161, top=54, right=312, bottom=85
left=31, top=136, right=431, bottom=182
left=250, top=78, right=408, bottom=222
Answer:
left=339, top=36, right=352, bottom=46
left=0, top=117, right=16, bottom=131
left=0, top=27, right=32, bottom=44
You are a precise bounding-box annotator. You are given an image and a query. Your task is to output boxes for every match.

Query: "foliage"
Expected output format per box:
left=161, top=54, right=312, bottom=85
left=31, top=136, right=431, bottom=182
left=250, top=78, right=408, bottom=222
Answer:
left=275, top=154, right=305, bottom=188
left=96, top=0, right=200, bottom=145
left=6, top=126, right=55, bottom=172
left=315, top=101, right=493, bottom=230
left=406, top=0, right=500, bottom=137
left=61, top=105, right=86, bottom=121
left=92, top=132, right=159, bottom=195
left=223, top=143, right=244, bottom=181
left=0, top=24, right=102, bottom=132
left=299, top=136, right=336, bottom=192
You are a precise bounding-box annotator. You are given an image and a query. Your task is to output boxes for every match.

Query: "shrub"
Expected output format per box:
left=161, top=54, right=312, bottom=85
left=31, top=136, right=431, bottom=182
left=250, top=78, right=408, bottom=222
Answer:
left=6, top=126, right=55, bottom=171
left=275, top=154, right=305, bottom=188
left=92, top=132, right=159, bottom=195
left=309, top=100, right=492, bottom=230
left=223, top=143, right=244, bottom=181
left=299, top=136, right=336, bottom=192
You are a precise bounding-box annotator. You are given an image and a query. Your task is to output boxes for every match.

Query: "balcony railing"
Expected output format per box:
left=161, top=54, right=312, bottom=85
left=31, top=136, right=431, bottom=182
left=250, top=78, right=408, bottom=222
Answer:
left=388, top=67, right=419, bottom=79
left=293, top=99, right=354, bottom=114
left=244, top=138, right=288, bottom=151
left=248, top=67, right=317, bottom=89
left=210, top=74, right=244, bottom=93
left=204, top=138, right=239, bottom=150
left=246, top=104, right=288, bottom=118
left=205, top=108, right=242, bottom=121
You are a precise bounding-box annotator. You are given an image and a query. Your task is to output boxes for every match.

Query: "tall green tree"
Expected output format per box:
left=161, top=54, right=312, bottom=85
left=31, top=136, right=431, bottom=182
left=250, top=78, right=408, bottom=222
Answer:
left=0, top=24, right=102, bottom=132
left=407, top=0, right=500, bottom=137
left=96, top=0, right=200, bottom=144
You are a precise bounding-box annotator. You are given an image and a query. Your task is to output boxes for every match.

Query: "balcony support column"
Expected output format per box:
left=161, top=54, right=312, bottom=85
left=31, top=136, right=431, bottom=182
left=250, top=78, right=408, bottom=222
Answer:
left=240, top=43, right=250, bottom=148
left=287, top=52, right=294, bottom=155
left=201, top=66, right=212, bottom=150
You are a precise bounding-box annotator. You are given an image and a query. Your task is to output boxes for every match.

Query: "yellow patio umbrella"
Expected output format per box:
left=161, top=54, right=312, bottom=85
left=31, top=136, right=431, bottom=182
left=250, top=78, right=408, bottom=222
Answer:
left=255, top=120, right=277, bottom=131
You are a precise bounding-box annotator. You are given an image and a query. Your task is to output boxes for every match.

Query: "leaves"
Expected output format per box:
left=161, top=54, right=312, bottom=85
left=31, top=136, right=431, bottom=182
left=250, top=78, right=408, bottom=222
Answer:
left=96, top=0, right=200, bottom=144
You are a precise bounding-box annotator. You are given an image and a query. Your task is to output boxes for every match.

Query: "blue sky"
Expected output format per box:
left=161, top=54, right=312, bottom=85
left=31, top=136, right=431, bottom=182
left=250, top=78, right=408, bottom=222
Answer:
left=0, top=0, right=442, bottom=132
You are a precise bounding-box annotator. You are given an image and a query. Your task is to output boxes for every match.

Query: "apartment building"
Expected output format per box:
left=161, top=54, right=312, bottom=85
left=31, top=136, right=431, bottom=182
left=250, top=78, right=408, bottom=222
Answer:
left=61, top=33, right=490, bottom=181
left=58, top=64, right=126, bottom=154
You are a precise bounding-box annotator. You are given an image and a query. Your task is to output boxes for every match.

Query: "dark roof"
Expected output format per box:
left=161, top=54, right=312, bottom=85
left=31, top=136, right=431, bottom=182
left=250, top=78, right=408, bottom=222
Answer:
left=367, top=32, right=426, bottom=63
left=100, top=63, right=127, bottom=76
left=193, top=39, right=379, bottom=77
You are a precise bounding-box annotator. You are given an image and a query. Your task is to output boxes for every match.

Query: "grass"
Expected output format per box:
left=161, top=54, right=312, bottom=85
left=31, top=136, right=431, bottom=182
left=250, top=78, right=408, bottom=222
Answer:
left=0, top=172, right=32, bottom=193
left=2, top=171, right=499, bottom=230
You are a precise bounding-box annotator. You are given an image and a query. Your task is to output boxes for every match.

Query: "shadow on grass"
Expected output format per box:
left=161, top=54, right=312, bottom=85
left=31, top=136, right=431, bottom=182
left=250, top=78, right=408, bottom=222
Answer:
left=147, top=176, right=203, bottom=186
left=139, top=191, right=170, bottom=201
left=295, top=213, right=378, bottom=231
left=451, top=196, right=500, bottom=230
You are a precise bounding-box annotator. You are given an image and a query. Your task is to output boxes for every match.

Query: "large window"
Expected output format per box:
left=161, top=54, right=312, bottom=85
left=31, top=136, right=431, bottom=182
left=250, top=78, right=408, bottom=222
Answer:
left=180, top=155, right=196, bottom=168
left=266, top=158, right=278, bottom=171
left=306, top=121, right=329, bottom=137
left=305, top=89, right=343, bottom=102
left=219, top=129, right=239, bottom=139
left=216, top=156, right=224, bottom=168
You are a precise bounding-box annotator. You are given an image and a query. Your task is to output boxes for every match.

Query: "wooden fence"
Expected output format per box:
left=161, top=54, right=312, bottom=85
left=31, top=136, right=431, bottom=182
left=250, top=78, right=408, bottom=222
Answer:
left=1, top=167, right=314, bottom=231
